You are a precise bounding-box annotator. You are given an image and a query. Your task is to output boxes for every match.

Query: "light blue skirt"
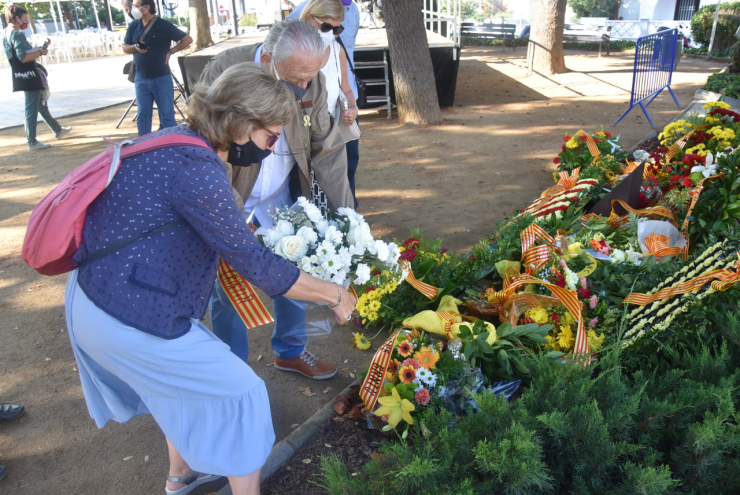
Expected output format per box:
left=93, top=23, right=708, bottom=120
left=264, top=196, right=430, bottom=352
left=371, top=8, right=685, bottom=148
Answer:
left=64, top=270, right=275, bottom=477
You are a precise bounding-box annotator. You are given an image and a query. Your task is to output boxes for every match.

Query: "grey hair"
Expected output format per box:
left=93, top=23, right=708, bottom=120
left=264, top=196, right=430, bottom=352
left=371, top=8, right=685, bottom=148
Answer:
left=262, top=19, right=325, bottom=65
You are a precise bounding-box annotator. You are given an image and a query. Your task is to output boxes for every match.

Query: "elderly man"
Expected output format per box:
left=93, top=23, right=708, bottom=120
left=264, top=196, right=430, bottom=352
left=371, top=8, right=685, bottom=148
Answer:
left=200, top=19, right=353, bottom=380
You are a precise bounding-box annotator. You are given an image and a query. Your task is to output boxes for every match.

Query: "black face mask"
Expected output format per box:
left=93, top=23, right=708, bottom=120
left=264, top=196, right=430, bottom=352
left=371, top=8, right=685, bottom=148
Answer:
left=126, top=11, right=134, bottom=19
left=228, top=141, right=272, bottom=168
left=281, top=80, right=311, bottom=101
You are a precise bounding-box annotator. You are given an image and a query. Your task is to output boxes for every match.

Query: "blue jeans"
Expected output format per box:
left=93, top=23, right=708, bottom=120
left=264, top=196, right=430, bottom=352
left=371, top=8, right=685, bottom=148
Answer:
left=209, top=282, right=306, bottom=364
left=24, top=90, right=61, bottom=146
left=346, top=117, right=360, bottom=209
left=135, top=73, right=176, bottom=136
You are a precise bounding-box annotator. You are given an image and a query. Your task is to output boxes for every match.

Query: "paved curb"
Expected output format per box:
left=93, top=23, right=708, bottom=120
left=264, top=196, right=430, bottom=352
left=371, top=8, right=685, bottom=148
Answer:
left=0, top=100, right=132, bottom=132
left=683, top=53, right=731, bottom=63
left=216, top=378, right=361, bottom=495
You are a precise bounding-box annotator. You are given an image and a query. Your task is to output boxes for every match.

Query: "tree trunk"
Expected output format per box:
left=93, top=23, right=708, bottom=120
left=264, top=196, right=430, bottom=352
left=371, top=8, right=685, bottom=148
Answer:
left=383, top=0, right=441, bottom=125
left=102, top=0, right=113, bottom=30
left=189, top=0, right=213, bottom=50
left=61, top=2, right=75, bottom=31
left=527, top=0, right=567, bottom=76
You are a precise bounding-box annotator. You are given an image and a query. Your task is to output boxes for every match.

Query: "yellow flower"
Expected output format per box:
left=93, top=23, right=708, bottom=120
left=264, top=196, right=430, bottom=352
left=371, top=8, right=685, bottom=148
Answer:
left=351, top=332, right=371, bottom=351
left=702, top=100, right=731, bottom=111
left=562, top=311, right=575, bottom=327
left=369, top=300, right=381, bottom=312
left=566, top=137, right=579, bottom=149
left=376, top=387, right=415, bottom=427
left=588, top=330, right=606, bottom=352
left=544, top=333, right=558, bottom=350
left=525, top=307, right=549, bottom=325
left=413, top=347, right=440, bottom=370
left=557, top=325, right=575, bottom=350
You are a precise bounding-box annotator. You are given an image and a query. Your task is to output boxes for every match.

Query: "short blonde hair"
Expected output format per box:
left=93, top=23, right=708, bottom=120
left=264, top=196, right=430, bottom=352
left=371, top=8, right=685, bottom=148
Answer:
left=186, top=63, right=295, bottom=151
left=300, top=0, right=345, bottom=22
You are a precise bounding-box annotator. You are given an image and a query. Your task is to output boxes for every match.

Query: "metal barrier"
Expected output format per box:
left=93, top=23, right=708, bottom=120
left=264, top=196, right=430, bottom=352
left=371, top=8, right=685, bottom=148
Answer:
left=613, top=29, right=681, bottom=128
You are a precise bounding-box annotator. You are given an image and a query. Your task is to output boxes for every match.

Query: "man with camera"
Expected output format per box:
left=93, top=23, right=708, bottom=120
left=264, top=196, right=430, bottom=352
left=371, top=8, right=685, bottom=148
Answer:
left=122, top=0, right=191, bottom=136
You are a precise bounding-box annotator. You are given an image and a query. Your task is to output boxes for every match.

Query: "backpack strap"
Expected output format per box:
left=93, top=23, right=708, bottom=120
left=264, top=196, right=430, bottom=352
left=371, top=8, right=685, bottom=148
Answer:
left=80, top=133, right=213, bottom=268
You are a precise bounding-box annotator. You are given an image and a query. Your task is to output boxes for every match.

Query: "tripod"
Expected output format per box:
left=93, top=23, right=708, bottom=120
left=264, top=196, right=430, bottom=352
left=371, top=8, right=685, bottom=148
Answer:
left=116, top=70, right=188, bottom=129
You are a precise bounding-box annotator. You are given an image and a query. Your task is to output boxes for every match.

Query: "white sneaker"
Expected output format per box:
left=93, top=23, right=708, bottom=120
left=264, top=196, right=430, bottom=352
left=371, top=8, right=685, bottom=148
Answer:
left=28, top=141, right=51, bottom=150
left=55, top=126, right=72, bottom=139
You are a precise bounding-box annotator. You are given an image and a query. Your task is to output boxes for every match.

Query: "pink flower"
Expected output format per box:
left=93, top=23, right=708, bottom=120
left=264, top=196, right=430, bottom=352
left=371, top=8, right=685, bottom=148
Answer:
left=402, top=358, right=421, bottom=369
left=588, top=317, right=598, bottom=329
left=415, top=388, right=430, bottom=405
left=580, top=277, right=587, bottom=290
left=559, top=259, right=568, bottom=270
left=589, top=295, right=598, bottom=309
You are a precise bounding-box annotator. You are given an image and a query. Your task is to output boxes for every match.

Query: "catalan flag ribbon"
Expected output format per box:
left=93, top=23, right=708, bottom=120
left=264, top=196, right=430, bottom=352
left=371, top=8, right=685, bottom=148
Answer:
left=520, top=224, right=555, bottom=275
left=645, top=233, right=682, bottom=259
left=404, top=262, right=439, bottom=299
left=217, top=258, right=274, bottom=329
left=664, top=123, right=711, bottom=163
left=359, top=329, right=402, bottom=410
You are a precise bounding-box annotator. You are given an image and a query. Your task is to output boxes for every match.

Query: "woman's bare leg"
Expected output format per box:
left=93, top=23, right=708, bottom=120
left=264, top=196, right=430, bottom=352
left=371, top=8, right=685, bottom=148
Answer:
left=228, top=470, right=261, bottom=495
left=166, top=437, right=194, bottom=491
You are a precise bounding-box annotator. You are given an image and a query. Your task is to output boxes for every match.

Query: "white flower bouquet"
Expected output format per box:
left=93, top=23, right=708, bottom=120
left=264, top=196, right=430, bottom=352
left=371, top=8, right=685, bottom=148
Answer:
left=255, top=197, right=402, bottom=286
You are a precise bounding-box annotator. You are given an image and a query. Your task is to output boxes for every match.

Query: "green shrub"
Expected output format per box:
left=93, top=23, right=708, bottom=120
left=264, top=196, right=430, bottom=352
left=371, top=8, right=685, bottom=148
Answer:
left=567, top=0, right=620, bottom=19
left=238, top=13, right=256, bottom=27
left=691, top=2, right=740, bottom=52
left=703, top=72, right=740, bottom=98
left=320, top=301, right=740, bottom=494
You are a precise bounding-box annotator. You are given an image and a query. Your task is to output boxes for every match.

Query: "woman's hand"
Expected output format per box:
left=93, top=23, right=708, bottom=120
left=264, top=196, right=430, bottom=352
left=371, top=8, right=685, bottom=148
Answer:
left=44, top=38, right=51, bottom=46
left=330, top=285, right=357, bottom=324
left=342, top=107, right=358, bottom=126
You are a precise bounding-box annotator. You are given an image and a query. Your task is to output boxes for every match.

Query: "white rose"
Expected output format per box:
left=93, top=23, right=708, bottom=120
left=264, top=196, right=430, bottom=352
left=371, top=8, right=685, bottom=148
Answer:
left=375, top=240, right=390, bottom=262
left=274, top=235, right=308, bottom=262
left=275, top=220, right=295, bottom=237
left=255, top=227, right=284, bottom=248
left=355, top=263, right=372, bottom=285
left=323, top=225, right=344, bottom=245
left=296, top=226, right=318, bottom=245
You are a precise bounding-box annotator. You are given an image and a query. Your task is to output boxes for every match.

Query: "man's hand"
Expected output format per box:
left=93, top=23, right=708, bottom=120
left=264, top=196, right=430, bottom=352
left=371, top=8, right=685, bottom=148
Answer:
left=165, top=50, right=171, bottom=64
left=135, top=46, right=148, bottom=54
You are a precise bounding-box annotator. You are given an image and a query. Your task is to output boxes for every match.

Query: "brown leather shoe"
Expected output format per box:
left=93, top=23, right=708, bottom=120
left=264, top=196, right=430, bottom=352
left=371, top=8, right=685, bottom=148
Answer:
left=274, top=351, right=337, bottom=380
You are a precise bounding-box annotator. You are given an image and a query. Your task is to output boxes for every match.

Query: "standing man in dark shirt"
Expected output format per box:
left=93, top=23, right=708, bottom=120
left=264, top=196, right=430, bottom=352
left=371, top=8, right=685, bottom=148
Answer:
left=122, top=0, right=192, bottom=136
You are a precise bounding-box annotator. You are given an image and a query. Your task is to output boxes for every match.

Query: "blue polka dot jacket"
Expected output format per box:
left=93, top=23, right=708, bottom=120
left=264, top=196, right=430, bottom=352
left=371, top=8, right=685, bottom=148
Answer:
left=72, top=125, right=300, bottom=339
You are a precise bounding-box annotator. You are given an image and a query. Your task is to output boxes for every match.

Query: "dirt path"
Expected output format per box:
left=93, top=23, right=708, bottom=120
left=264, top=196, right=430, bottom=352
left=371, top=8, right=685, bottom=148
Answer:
left=0, top=48, right=724, bottom=495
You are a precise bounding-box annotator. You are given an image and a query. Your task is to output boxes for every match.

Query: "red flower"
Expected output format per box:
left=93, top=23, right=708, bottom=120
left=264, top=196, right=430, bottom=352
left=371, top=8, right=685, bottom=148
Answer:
left=562, top=144, right=567, bottom=152
left=402, top=358, right=421, bottom=369
left=553, top=157, right=560, bottom=164
left=563, top=136, right=570, bottom=142
left=441, top=248, right=448, bottom=254
left=605, top=131, right=612, bottom=137
left=576, top=288, right=592, bottom=299
left=397, top=341, right=413, bottom=357
left=387, top=360, right=400, bottom=375
left=550, top=313, right=560, bottom=325
left=580, top=135, right=588, bottom=142
left=552, top=271, right=566, bottom=288
left=403, top=238, right=420, bottom=250
left=638, top=192, right=649, bottom=208
left=594, top=138, right=600, bottom=144
left=372, top=269, right=382, bottom=276
left=682, top=177, right=693, bottom=187
left=521, top=316, right=535, bottom=324
left=400, top=250, right=417, bottom=262
left=415, top=388, right=430, bottom=405
left=365, top=286, right=376, bottom=293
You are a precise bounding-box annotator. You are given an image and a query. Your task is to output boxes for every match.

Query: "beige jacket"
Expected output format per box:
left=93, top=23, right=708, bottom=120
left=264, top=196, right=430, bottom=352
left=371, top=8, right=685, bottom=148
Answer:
left=199, top=43, right=353, bottom=212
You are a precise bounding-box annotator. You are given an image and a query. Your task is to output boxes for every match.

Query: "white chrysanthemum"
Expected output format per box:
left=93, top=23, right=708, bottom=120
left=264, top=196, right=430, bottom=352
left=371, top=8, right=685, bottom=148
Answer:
left=275, top=220, right=295, bottom=237
left=255, top=227, right=284, bottom=248
left=564, top=269, right=578, bottom=291
left=611, top=249, right=626, bottom=262
left=296, top=226, right=318, bottom=245
left=323, top=225, right=344, bottom=245
left=316, top=219, right=330, bottom=237
left=303, top=202, right=323, bottom=224
left=387, top=242, right=401, bottom=265
left=355, top=263, right=372, bottom=285
left=316, top=240, right=336, bottom=258
left=338, top=246, right=353, bottom=267
left=375, top=240, right=390, bottom=262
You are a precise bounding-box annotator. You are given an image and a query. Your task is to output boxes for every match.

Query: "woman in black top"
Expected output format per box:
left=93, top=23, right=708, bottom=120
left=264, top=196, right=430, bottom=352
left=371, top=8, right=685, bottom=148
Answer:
left=3, top=5, right=71, bottom=150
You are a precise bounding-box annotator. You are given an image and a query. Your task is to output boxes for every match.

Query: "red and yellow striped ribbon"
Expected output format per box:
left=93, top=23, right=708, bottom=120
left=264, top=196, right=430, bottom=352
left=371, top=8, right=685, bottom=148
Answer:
left=520, top=224, right=555, bottom=275
left=437, top=310, right=459, bottom=334
left=679, top=174, right=722, bottom=257
left=404, top=262, right=439, bottom=299
left=487, top=273, right=588, bottom=355
left=664, top=124, right=711, bottom=163
left=359, top=329, right=402, bottom=410
left=622, top=258, right=740, bottom=306
left=606, top=199, right=678, bottom=228
left=645, top=233, right=682, bottom=259
left=217, top=258, right=274, bottom=329
left=540, top=167, right=582, bottom=200
left=573, top=130, right=602, bottom=158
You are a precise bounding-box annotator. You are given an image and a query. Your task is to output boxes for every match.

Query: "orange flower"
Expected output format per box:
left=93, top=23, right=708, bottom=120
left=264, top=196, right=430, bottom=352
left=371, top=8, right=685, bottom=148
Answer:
left=399, top=365, right=417, bottom=384
left=397, top=341, right=413, bottom=357
left=413, top=347, right=440, bottom=370
left=387, top=360, right=401, bottom=375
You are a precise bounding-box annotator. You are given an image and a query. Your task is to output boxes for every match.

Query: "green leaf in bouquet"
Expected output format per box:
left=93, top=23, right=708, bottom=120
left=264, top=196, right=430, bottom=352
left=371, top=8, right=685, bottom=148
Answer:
left=526, top=333, right=549, bottom=345
left=497, top=322, right=514, bottom=338
left=546, top=351, right=565, bottom=359
left=476, top=335, right=494, bottom=354
left=498, top=349, right=509, bottom=360
left=511, top=357, right=530, bottom=375
left=414, top=259, right=436, bottom=279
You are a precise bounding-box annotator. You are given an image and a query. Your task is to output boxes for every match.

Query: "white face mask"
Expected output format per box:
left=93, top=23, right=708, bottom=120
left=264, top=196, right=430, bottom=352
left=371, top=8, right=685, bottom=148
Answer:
left=318, top=29, right=334, bottom=48
left=131, top=6, right=143, bottom=19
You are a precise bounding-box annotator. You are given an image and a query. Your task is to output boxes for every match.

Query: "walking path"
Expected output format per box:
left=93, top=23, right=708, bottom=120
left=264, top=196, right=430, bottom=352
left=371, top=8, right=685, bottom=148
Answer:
left=0, top=54, right=184, bottom=130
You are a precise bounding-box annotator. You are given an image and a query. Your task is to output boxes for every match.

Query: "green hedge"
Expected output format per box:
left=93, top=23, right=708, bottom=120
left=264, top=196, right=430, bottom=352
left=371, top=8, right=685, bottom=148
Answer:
left=703, top=72, right=740, bottom=98
left=691, top=2, right=740, bottom=52
left=464, top=36, right=636, bottom=52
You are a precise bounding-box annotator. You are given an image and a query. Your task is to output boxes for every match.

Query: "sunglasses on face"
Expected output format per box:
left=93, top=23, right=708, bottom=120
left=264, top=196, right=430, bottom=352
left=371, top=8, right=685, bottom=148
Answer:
left=312, top=15, right=344, bottom=36
left=265, top=128, right=281, bottom=148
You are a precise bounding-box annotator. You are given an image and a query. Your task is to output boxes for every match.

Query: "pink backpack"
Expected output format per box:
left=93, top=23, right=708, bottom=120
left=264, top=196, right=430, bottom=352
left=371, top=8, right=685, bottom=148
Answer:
left=22, top=134, right=211, bottom=276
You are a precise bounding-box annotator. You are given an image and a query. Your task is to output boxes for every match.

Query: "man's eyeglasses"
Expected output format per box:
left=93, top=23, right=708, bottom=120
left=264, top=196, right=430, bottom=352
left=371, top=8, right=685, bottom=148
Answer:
left=312, top=15, right=344, bottom=36
left=265, top=128, right=281, bottom=149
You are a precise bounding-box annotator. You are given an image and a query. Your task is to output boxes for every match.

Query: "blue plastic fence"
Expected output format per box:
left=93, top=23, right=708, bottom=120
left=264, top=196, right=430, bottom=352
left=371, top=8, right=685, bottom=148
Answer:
left=613, top=29, right=681, bottom=128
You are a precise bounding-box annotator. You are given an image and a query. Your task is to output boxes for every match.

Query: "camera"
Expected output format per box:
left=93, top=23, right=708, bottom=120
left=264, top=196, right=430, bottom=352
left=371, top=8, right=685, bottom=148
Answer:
left=135, top=41, right=148, bottom=50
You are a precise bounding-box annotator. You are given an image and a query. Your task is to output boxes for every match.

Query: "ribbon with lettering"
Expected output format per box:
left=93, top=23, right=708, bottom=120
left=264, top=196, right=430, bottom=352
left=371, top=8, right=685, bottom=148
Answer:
left=359, top=328, right=402, bottom=410
left=217, top=258, right=274, bottom=329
